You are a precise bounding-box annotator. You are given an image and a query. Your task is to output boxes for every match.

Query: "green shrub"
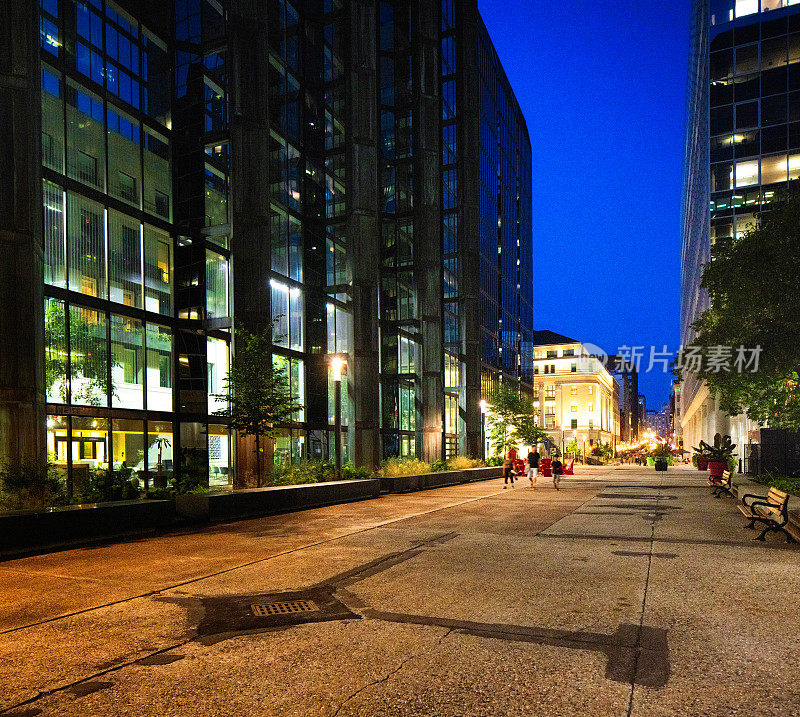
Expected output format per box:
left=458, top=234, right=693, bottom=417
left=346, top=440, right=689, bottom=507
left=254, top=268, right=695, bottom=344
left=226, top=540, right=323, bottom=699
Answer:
left=448, top=456, right=484, bottom=470
left=175, top=472, right=209, bottom=494
left=341, top=463, right=373, bottom=481
left=430, top=459, right=449, bottom=472
left=0, top=459, right=67, bottom=511
left=271, top=460, right=331, bottom=486
left=692, top=454, right=699, bottom=467
left=266, top=461, right=373, bottom=486
left=78, top=468, right=141, bottom=503
left=378, top=457, right=432, bottom=478
left=145, top=487, right=174, bottom=500
left=487, top=455, right=504, bottom=467
left=753, top=473, right=800, bottom=497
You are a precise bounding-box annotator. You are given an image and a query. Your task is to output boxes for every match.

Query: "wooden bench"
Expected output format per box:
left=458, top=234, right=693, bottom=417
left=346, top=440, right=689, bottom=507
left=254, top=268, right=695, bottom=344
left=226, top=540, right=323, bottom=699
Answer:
left=710, top=470, right=733, bottom=498
left=738, top=487, right=796, bottom=543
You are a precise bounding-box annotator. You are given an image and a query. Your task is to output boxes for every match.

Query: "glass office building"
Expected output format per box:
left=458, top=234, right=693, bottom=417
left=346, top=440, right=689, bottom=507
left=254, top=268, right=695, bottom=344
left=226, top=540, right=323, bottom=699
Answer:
left=681, top=0, right=800, bottom=458
left=1, top=0, right=533, bottom=502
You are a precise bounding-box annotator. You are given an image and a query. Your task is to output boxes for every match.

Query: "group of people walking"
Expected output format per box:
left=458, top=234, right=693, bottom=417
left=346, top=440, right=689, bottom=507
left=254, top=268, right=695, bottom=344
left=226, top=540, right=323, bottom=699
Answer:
left=502, top=449, right=562, bottom=490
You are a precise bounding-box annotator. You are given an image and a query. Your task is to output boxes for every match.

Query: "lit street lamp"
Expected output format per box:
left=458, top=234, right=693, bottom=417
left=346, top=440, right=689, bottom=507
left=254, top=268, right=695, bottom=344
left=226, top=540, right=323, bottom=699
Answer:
left=331, top=355, right=345, bottom=480
left=479, top=400, right=488, bottom=462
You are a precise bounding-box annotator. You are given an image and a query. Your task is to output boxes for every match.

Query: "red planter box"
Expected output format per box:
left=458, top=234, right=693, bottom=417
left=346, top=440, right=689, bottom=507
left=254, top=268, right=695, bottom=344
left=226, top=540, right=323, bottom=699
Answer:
left=707, top=460, right=727, bottom=480
left=697, top=456, right=709, bottom=471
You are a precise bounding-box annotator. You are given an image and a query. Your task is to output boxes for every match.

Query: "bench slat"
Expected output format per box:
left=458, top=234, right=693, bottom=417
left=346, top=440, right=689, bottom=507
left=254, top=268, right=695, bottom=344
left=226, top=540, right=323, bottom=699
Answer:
left=767, top=488, right=789, bottom=507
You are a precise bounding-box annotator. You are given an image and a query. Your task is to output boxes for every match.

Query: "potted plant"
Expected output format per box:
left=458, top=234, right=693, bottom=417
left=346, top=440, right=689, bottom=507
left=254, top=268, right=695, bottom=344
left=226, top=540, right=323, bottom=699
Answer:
left=696, top=435, right=736, bottom=481
left=692, top=442, right=711, bottom=471
left=152, top=436, right=171, bottom=473
left=650, top=443, right=672, bottom=471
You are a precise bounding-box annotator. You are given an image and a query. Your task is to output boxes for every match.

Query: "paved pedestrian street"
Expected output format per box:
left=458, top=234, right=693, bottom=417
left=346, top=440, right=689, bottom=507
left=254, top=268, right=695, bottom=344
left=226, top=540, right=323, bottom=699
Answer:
left=1, top=465, right=798, bottom=716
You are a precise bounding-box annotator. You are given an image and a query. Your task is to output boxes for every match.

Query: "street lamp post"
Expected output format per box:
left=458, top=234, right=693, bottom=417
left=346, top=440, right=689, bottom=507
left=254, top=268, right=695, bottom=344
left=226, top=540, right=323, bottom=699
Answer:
left=479, top=400, right=487, bottom=462
left=331, top=356, right=344, bottom=480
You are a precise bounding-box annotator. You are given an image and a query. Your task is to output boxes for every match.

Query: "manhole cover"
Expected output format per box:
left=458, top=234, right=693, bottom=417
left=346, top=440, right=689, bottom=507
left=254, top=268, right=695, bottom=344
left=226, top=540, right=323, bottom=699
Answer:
left=251, top=600, right=317, bottom=616
left=194, top=587, right=358, bottom=638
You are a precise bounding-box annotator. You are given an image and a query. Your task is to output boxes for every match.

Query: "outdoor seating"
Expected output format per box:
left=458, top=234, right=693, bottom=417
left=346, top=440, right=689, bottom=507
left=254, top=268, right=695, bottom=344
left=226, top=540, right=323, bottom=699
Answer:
left=710, top=469, right=733, bottom=498
left=563, top=459, right=574, bottom=475
left=738, top=487, right=795, bottom=542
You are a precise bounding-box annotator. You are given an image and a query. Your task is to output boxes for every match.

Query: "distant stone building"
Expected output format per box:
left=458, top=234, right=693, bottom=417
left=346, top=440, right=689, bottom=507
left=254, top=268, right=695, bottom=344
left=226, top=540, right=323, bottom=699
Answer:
left=530, top=331, right=620, bottom=456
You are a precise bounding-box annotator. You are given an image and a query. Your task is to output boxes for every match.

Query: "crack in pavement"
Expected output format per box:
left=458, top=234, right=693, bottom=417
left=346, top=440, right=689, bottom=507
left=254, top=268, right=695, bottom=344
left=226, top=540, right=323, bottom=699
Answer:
left=0, top=640, right=193, bottom=715
left=626, top=480, right=665, bottom=717
left=330, top=628, right=453, bottom=716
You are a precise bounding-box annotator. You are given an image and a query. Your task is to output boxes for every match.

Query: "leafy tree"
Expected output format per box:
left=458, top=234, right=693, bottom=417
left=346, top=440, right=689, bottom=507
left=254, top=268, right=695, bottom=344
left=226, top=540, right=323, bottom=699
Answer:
left=513, top=413, right=550, bottom=451
left=676, top=188, right=800, bottom=428
left=486, top=383, right=524, bottom=456
left=486, top=384, right=547, bottom=455
left=45, top=301, right=115, bottom=405
left=213, top=326, right=303, bottom=486
left=590, top=441, right=613, bottom=460
left=565, top=438, right=579, bottom=456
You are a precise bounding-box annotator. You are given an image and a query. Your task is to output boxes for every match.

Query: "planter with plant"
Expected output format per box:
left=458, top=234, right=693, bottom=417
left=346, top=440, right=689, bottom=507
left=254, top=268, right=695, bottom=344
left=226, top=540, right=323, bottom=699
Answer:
left=0, top=459, right=67, bottom=511
left=692, top=441, right=713, bottom=470
left=694, top=435, right=736, bottom=480
left=649, top=444, right=673, bottom=471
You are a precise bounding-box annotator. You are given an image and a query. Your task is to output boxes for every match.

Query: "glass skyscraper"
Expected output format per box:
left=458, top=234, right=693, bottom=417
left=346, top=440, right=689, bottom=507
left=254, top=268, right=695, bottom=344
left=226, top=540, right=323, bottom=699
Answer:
left=0, top=0, right=533, bottom=503
left=681, top=0, right=800, bottom=457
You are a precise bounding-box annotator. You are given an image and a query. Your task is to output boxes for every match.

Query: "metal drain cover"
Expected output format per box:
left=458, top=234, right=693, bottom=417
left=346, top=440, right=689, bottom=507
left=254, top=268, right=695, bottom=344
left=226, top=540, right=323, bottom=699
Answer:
left=251, top=600, right=317, bottom=616
left=196, top=587, right=359, bottom=638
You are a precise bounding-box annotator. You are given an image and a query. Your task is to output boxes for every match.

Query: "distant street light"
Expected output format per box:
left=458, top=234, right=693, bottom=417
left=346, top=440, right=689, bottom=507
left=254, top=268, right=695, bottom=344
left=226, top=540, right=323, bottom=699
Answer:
left=330, top=355, right=345, bottom=480
left=479, top=400, right=487, bottom=462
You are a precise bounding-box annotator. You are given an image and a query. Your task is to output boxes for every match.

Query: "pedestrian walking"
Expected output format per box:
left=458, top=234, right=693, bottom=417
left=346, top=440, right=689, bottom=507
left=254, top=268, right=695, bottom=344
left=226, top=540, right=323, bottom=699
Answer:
left=527, top=447, right=540, bottom=486
left=552, top=457, right=563, bottom=490
left=502, top=452, right=517, bottom=488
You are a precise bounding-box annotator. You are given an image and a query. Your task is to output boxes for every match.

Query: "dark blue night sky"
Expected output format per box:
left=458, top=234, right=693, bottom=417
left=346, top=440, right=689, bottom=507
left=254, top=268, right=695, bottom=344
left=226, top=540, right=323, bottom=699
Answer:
left=479, top=0, right=691, bottom=410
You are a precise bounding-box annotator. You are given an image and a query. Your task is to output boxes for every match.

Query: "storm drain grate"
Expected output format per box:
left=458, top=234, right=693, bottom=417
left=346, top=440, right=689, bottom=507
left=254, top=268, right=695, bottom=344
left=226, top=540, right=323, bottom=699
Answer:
left=251, top=600, right=317, bottom=616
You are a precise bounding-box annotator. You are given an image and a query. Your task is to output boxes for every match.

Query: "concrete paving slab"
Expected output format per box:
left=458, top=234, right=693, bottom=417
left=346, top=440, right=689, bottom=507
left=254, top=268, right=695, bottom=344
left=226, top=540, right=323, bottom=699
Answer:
left=1, top=465, right=799, bottom=716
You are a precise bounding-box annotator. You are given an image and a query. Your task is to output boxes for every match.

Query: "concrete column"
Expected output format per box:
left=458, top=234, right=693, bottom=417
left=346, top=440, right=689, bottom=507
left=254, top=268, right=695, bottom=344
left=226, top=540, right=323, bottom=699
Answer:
left=347, top=0, right=381, bottom=469
left=228, top=0, right=274, bottom=483
left=459, top=1, right=483, bottom=459
left=414, top=0, right=444, bottom=462
left=229, top=0, right=272, bottom=336
left=0, top=1, right=45, bottom=465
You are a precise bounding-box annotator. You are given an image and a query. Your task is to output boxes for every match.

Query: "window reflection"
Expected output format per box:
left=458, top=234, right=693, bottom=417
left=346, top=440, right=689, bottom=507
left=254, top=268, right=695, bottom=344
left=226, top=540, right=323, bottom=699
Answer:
left=111, top=314, right=144, bottom=409
left=207, top=337, right=230, bottom=414
left=146, top=324, right=173, bottom=411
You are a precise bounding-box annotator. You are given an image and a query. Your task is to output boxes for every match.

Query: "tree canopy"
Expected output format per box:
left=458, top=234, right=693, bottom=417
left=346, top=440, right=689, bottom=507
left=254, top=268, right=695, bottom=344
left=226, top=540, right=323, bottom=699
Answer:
left=213, top=326, right=303, bottom=485
left=486, top=383, right=548, bottom=455
left=678, top=189, right=800, bottom=428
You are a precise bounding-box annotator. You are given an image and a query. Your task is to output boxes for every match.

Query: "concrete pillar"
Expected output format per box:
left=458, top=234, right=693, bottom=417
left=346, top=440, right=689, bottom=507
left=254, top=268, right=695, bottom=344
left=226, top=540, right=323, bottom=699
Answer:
left=347, top=0, right=381, bottom=469
left=458, top=1, right=483, bottom=459
left=229, top=0, right=272, bottom=336
left=414, top=0, right=444, bottom=462
left=0, top=1, right=45, bottom=465
left=228, top=0, right=274, bottom=484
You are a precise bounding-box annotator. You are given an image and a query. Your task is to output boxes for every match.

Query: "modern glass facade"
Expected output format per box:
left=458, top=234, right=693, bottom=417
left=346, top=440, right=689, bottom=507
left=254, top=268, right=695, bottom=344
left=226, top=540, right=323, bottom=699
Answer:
left=6, top=0, right=534, bottom=503
left=681, top=0, right=800, bottom=455
left=39, top=0, right=190, bottom=495
left=475, top=17, right=534, bottom=399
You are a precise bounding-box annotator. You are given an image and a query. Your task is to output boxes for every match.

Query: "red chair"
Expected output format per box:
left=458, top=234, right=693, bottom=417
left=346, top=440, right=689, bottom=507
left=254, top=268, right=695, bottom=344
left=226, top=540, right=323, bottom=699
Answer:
left=563, top=459, right=574, bottom=475
left=507, top=448, right=525, bottom=476
left=540, top=458, right=552, bottom=477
